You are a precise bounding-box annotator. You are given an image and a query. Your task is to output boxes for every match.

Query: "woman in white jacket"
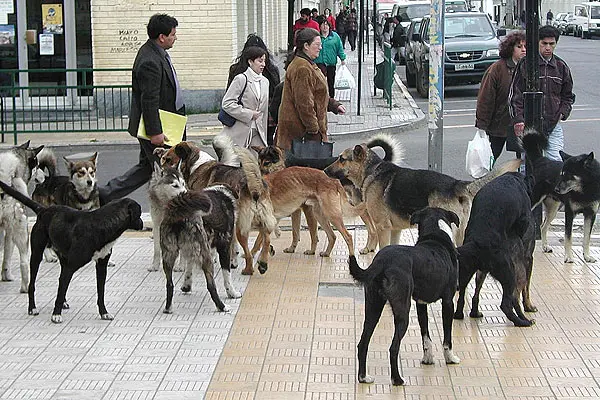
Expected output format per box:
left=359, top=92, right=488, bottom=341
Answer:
left=220, top=46, right=269, bottom=148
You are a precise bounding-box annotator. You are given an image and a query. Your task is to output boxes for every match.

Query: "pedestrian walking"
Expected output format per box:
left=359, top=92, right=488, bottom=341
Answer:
left=314, top=16, right=346, bottom=97
left=220, top=46, right=270, bottom=149
left=98, top=13, right=184, bottom=205
left=275, top=28, right=346, bottom=150
left=345, top=9, right=358, bottom=51
left=293, top=8, right=320, bottom=37
left=546, top=9, right=554, bottom=25
left=509, top=25, right=574, bottom=161
left=227, top=34, right=280, bottom=145
left=336, top=9, right=347, bottom=48
left=324, top=8, right=336, bottom=31
left=475, top=31, right=526, bottom=162
left=390, top=15, right=405, bottom=63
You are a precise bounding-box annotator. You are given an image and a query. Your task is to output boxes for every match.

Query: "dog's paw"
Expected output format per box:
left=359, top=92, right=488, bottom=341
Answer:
left=358, top=374, right=375, bottom=384
left=28, top=308, right=39, bottom=316
left=220, top=304, right=231, bottom=313
left=469, top=310, right=483, bottom=318
left=148, top=265, right=160, bottom=272
left=585, top=255, right=597, bottom=263
left=257, top=261, right=268, bottom=275
left=51, top=314, right=63, bottom=324
left=163, top=307, right=173, bottom=314
left=241, top=267, right=254, bottom=275
left=444, top=348, right=461, bottom=364
left=303, top=249, right=315, bottom=255
left=524, top=303, right=538, bottom=313
left=453, top=311, right=464, bottom=320
left=542, top=245, right=553, bottom=253
left=100, top=313, right=114, bottom=321
left=514, top=318, right=535, bottom=327
left=564, top=256, right=574, bottom=263
left=421, top=354, right=435, bottom=365
left=1, top=271, right=13, bottom=282
left=180, top=284, right=192, bottom=293
left=283, top=246, right=296, bottom=253
left=359, top=247, right=371, bottom=255
left=319, top=251, right=331, bottom=257
left=20, top=283, right=28, bottom=294
left=226, top=287, right=242, bottom=299
left=391, top=376, right=405, bottom=386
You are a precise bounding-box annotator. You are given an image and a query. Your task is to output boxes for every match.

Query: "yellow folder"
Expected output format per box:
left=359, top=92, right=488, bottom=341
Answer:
left=137, top=109, right=188, bottom=146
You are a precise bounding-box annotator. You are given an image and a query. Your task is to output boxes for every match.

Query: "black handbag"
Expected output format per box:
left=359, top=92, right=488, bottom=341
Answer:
left=218, top=75, right=248, bottom=127
left=291, top=134, right=334, bottom=159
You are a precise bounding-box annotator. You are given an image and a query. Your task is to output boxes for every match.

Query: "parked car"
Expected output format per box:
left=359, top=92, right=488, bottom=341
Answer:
left=412, top=12, right=506, bottom=98
left=552, top=12, right=568, bottom=28
left=404, top=17, right=423, bottom=88
left=560, top=13, right=576, bottom=35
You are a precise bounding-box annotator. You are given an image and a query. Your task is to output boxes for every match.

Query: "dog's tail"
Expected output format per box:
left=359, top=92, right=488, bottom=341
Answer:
left=0, top=179, right=44, bottom=214
left=465, top=158, right=522, bottom=197
left=365, top=133, right=404, bottom=165
left=212, top=134, right=241, bottom=167
left=235, top=146, right=267, bottom=202
left=167, top=190, right=212, bottom=219
left=521, top=128, right=547, bottom=162
left=349, top=255, right=368, bottom=282
left=36, top=148, right=58, bottom=178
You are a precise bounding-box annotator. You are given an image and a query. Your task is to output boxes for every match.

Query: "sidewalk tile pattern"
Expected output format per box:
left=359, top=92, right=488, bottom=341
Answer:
left=2, top=221, right=600, bottom=399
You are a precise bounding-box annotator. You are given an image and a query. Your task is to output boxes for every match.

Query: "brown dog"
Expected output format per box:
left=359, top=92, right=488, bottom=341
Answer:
left=252, top=145, right=377, bottom=255
left=156, top=137, right=277, bottom=276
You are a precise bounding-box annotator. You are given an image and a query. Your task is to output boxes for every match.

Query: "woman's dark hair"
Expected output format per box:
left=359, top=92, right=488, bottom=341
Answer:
left=499, top=30, right=526, bottom=59
left=147, top=14, right=178, bottom=39
left=227, top=34, right=281, bottom=97
left=243, top=46, right=267, bottom=64
left=295, top=28, right=320, bottom=55
left=316, top=15, right=329, bottom=28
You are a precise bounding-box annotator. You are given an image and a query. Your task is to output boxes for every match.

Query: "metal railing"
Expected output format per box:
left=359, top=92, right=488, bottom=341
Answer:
left=0, top=68, right=132, bottom=144
left=383, top=43, right=394, bottom=110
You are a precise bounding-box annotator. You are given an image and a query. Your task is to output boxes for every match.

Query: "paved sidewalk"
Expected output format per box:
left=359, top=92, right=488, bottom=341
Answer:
left=0, top=41, right=423, bottom=149
left=2, top=220, right=600, bottom=399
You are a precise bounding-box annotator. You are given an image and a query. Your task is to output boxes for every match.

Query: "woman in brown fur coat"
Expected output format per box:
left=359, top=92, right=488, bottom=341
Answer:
left=275, top=28, right=346, bottom=150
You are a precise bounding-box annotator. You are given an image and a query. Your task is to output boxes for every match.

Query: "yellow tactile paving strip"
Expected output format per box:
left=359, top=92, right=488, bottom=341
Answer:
left=206, top=225, right=600, bottom=400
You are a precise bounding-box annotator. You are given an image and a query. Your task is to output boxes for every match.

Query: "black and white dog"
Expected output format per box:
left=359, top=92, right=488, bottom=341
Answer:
left=0, top=141, right=44, bottom=293
left=348, top=207, right=461, bottom=386
left=0, top=179, right=143, bottom=323
left=454, top=172, right=537, bottom=327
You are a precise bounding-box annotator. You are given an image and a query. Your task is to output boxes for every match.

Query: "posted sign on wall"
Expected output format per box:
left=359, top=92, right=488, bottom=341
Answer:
left=42, top=4, right=63, bottom=34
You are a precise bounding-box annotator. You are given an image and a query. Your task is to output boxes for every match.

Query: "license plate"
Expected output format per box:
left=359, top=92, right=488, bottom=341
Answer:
left=455, top=63, right=475, bottom=71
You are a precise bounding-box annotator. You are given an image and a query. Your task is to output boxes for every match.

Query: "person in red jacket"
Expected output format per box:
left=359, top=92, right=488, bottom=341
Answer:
left=293, top=8, right=320, bottom=36
left=324, top=8, right=337, bottom=31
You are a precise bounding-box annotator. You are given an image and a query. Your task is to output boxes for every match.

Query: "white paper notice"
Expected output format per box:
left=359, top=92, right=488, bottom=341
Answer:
left=0, top=14, right=7, bottom=24
left=0, top=0, right=13, bottom=14
left=39, top=33, right=54, bottom=55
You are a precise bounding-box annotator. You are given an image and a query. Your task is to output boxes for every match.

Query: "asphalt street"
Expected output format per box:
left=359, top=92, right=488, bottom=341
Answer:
left=46, top=35, right=600, bottom=214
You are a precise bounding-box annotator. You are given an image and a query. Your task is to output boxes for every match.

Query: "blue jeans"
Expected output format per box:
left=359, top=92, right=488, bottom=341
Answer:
left=544, top=123, right=564, bottom=161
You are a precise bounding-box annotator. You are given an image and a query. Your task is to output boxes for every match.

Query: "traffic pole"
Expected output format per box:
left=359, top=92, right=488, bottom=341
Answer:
left=428, top=0, right=445, bottom=172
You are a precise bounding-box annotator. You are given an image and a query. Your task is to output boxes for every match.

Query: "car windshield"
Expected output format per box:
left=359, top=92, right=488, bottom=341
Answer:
left=591, top=6, right=600, bottom=19
left=398, top=5, right=430, bottom=21
left=445, top=16, right=494, bottom=38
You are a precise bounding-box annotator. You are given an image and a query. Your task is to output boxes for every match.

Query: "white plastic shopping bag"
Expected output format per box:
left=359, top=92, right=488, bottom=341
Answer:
left=465, top=130, right=494, bottom=179
left=334, top=64, right=356, bottom=90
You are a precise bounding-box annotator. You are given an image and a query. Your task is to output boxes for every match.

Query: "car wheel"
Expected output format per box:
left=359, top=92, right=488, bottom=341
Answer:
left=416, top=67, right=428, bottom=98
left=405, top=66, right=416, bottom=88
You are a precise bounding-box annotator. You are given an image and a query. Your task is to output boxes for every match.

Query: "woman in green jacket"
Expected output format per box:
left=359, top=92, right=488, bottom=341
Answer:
left=314, top=15, right=347, bottom=97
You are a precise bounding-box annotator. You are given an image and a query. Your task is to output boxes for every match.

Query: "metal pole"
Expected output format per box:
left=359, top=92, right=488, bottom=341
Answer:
left=428, top=0, right=445, bottom=172
left=287, top=0, right=295, bottom=52
left=366, top=0, right=369, bottom=55
left=524, top=0, right=543, bottom=133
left=358, top=0, right=364, bottom=116
left=373, top=0, right=377, bottom=96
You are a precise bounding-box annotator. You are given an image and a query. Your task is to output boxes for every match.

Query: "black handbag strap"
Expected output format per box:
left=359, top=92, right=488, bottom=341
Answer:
left=300, top=133, right=323, bottom=144
left=237, top=75, right=248, bottom=104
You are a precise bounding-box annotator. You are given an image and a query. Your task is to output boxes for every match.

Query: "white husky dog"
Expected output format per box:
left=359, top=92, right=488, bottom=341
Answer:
left=0, top=141, right=44, bottom=293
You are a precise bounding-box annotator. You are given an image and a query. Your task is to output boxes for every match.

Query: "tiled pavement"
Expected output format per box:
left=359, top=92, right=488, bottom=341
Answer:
left=2, top=218, right=600, bottom=399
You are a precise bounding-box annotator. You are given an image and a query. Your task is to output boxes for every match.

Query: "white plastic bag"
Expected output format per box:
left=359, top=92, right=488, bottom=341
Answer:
left=465, top=130, right=494, bottom=179
left=334, top=64, right=356, bottom=90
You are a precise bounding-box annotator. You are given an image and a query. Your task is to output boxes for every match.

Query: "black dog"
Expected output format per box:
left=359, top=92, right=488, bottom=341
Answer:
left=348, top=207, right=461, bottom=386
left=0, top=180, right=143, bottom=323
left=454, top=172, right=537, bottom=327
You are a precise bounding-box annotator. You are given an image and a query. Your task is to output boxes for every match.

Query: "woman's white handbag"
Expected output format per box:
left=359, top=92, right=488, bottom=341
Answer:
left=334, top=65, right=356, bottom=90
left=465, top=130, right=494, bottom=179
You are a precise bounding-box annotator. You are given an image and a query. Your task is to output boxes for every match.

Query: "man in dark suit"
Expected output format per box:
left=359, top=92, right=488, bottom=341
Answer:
left=99, top=13, right=184, bottom=204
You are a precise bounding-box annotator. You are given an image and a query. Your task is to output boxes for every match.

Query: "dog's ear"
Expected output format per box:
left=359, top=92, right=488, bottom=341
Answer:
left=63, top=157, right=73, bottom=170
left=410, top=208, right=424, bottom=226
left=89, top=152, right=98, bottom=164
left=251, top=145, right=264, bottom=154
left=584, top=152, right=595, bottom=167
left=174, top=143, right=192, bottom=161
left=560, top=150, right=573, bottom=162
left=127, top=200, right=144, bottom=230
left=445, top=210, right=460, bottom=228
left=31, top=145, right=44, bottom=156
left=352, top=145, right=366, bottom=161
left=17, top=140, right=30, bottom=149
